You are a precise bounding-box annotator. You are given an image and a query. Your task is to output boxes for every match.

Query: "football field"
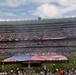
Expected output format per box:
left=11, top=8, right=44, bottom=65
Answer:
left=0, top=54, right=76, bottom=71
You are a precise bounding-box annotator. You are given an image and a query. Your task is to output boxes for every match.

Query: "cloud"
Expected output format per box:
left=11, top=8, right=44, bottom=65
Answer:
left=30, top=0, right=54, bottom=4
left=3, top=8, right=26, bottom=12
left=0, top=0, right=76, bottom=19
left=0, top=0, right=63, bottom=7
left=0, top=11, right=16, bottom=17
left=31, top=0, right=76, bottom=18
left=0, top=0, right=27, bottom=7
left=31, top=4, right=61, bottom=18
left=58, top=0, right=76, bottom=6
left=0, top=0, right=76, bottom=7
left=0, top=0, right=76, bottom=8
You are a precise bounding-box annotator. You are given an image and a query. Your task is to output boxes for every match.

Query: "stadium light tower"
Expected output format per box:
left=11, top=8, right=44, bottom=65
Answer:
left=38, top=17, right=41, bottom=20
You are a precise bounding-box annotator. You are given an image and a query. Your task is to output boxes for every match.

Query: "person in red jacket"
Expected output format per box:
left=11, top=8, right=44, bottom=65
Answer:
left=60, top=69, right=64, bottom=75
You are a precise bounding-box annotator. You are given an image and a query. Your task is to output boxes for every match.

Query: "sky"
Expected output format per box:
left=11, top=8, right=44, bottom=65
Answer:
left=0, top=0, right=76, bottom=20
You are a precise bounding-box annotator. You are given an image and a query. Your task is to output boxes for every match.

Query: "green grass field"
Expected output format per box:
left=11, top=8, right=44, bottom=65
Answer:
left=0, top=54, right=76, bottom=71
left=41, top=54, right=76, bottom=69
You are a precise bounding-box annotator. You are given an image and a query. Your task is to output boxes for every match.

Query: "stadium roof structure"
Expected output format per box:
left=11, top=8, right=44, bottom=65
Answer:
left=0, top=17, right=76, bottom=25
left=0, top=17, right=76, bottom=33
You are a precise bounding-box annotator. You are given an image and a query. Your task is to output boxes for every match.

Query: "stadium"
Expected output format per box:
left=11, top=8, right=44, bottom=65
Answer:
left=0, top=17, right=76, bottom=75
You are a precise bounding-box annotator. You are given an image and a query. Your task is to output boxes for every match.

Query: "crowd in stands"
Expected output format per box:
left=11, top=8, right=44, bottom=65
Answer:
left=63, top=28, right=76, bottom=37
left=0, top=38, right=76, bottom=56
left=0, top=31, right=68, bottom=41
left=0, top=47, right=76, bottom=56
left=0, top=28, right=76, bottom=56
left=0, top=28, right=76, bottom=41
left=0, top=40, right=76, bottom=48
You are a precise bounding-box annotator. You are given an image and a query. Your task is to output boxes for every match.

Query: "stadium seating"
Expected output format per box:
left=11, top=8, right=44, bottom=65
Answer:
left=0, top=17, right=76, bottom=56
